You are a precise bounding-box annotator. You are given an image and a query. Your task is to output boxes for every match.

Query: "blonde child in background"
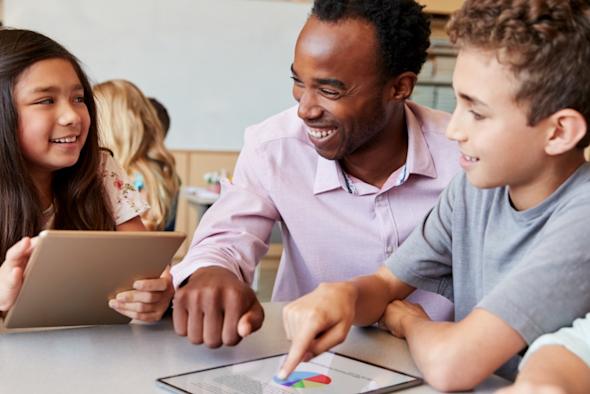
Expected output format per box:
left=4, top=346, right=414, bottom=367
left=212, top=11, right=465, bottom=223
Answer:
left=94, top=80, right=180, bottom=231
left=0, top=28, right=173, bottom=323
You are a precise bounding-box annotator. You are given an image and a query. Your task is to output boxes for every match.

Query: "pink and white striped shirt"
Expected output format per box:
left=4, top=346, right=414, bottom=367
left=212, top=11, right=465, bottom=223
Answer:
left=172, top=101, right=460, bottom=321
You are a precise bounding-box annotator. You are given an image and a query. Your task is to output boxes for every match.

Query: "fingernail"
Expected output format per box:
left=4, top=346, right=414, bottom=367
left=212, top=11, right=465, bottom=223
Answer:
left=277, top=370, right=287, bottom=380
left=133, top=281, right=140, bottom=288
left=116, top=294, right=125, bottom=301
left=108, top=300, right=116, bottom=308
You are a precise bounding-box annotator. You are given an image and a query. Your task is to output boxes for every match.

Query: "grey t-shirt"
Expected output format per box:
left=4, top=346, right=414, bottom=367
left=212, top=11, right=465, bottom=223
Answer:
left=386, top=163, right=590, bottom=377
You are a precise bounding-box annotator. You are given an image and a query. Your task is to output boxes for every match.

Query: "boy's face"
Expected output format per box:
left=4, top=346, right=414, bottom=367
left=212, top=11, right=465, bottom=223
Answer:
left=446, top=48, right=551, bottom=192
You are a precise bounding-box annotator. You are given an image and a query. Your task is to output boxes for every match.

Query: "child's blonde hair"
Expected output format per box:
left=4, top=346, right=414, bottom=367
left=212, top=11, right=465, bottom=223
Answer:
left=94, top=80, right=180, bottom=230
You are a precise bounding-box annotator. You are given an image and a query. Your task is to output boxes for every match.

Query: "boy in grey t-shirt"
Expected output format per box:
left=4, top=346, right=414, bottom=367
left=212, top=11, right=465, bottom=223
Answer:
left=278, top=0, right=590, bottom=391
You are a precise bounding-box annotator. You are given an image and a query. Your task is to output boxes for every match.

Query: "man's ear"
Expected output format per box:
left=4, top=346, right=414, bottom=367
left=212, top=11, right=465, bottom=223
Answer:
left=387, top=72, right=417, bottom=101
left=545, top=109, right=588, bottom=156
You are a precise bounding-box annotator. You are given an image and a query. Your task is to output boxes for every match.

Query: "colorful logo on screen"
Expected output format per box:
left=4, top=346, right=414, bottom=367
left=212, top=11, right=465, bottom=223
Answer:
left=273, top=371, right=332, bottom=388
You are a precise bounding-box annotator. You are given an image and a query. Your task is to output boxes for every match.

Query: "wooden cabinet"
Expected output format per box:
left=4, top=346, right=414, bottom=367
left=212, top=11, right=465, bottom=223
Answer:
left=419, top=0, right=464, bottom=15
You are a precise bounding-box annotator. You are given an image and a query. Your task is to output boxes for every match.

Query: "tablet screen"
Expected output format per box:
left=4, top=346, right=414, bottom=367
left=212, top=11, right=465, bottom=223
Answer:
left=157, top=352, right=422, bottom=394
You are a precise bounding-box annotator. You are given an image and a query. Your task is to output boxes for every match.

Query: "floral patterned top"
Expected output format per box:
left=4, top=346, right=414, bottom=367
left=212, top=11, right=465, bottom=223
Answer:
left=101, top=152, right=149, bottom=225
left=43, top=152, right=149, bottom=229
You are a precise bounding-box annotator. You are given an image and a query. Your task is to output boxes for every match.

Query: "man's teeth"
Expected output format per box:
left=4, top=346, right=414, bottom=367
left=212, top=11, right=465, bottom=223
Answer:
left=308, top=128, right=336, bottom=139
left=50, top=136, right=78, bottom=143
left=463, top=154, right=479, bottom=162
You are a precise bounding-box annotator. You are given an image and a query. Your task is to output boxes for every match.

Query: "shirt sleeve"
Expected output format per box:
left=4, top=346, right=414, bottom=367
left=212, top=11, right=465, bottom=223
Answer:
left=520, top=313, right=590, bottom=370
left=101, top=152, right=150, bottom=225
left=170, top=130, right=280, bottom=288
left=385, top=174, right=460, bottom=301
left=478, top=197, right=590, bottom=344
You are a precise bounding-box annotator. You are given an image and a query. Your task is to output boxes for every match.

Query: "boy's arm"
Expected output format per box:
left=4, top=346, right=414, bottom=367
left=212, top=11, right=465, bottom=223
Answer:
left=279, top=175, right=459, bottom=380
left=383, top=303, right=525, bottom=391
left=279, top=266, right=414, bottom=379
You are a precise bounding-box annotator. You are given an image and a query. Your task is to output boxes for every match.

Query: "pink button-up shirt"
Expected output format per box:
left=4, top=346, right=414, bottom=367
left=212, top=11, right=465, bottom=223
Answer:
left=172, top=102, right=460, bottom=321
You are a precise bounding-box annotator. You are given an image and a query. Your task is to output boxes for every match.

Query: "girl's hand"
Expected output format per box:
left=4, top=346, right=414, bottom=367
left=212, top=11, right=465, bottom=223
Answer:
left=109, top=266, right=174, bottom=322
left=0, top=237, right=36, bottom=312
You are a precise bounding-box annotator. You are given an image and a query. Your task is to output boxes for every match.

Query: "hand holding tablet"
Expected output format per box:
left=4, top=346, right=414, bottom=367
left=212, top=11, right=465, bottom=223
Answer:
left=108, top=265, right=175, bottom=322
left=0, top=237, right=37, bottom=313
left=1, top=230, right=185, bottom=329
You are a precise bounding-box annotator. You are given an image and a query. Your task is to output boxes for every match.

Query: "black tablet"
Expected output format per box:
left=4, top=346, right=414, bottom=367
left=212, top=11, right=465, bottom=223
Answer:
left=157, top=352, right=422, bottom=393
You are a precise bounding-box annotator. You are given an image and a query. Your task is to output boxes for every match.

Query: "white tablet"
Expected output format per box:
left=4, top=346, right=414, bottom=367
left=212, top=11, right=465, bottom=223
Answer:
left=156, top=352, right=422, bottom=394
left=2, top=230, right=185, bottom=329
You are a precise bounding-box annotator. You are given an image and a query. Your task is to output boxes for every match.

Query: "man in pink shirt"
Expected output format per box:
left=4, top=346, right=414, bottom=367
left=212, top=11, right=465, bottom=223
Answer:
left=171, top=0, right=460, bottom=347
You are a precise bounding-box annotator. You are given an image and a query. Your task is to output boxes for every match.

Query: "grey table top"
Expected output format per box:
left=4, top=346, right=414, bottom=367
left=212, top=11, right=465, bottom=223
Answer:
left=0, top=303, right=508, bottom=393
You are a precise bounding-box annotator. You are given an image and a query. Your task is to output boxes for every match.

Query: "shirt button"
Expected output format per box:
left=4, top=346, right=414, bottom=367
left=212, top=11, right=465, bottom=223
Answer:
left=386, top=246, right=393, bottom=254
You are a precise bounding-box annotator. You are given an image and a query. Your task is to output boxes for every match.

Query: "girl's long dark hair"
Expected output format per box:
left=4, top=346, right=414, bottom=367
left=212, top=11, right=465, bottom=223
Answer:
left=0, top=28, right=115, bottom=261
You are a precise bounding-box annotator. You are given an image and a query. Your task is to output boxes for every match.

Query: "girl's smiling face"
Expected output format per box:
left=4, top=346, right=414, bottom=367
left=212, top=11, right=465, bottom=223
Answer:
left=14, top=58, right=90, bottom=178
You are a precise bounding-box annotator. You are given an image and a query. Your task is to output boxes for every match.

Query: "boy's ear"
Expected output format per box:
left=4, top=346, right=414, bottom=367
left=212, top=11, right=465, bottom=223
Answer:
left=545, top=109, right=588, bottom=156
left=386, top=72, right=417, bottom=101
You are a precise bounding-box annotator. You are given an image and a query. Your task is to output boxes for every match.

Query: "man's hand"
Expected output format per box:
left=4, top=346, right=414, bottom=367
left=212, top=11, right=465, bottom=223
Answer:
left=109, top=266, right=174, bottom=322
left=0, top=237, right=36, bottom=312
left=279, top=282, right=358, bottom=380
left=379, top=299, right=430, bottom=338
left=172, top=266, right=264, bottom=347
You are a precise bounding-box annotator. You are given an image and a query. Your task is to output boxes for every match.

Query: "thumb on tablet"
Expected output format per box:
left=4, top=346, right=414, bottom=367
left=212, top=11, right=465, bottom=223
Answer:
left=4, top=237, right=33, bottom=267
left=6, top=267, right=24, bottom=289
left=237, top=301, right=265, bottom=338
left=0, top=267, right=24, bottom=311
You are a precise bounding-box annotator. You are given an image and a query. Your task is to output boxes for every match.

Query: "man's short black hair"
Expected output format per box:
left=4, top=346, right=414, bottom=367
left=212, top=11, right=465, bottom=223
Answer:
left=312, top=0, right=430, bottom=79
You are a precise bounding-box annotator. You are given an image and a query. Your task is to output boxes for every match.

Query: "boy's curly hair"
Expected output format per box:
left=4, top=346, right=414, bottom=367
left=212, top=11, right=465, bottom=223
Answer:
left=447, top=0, right=590, bottom=148
left=312, top=0, right=431, bottom=79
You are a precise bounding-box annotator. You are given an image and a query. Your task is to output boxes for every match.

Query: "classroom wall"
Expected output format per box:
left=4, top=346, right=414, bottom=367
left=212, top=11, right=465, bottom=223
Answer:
left=4, top=0, right=465, bottom=153
left=4, top=0, right=310, bottom=151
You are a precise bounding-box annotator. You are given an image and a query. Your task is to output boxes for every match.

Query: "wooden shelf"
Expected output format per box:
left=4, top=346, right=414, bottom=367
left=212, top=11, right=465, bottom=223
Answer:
left=419, top=0, right=463, bottom=15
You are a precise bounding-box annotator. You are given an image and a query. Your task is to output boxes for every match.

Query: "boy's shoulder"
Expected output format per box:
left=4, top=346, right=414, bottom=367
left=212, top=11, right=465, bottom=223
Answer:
left=549, top=163, right=590, bottom=208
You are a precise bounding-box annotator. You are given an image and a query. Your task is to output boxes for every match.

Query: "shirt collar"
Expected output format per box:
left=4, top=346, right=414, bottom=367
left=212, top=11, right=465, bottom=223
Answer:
left=403, top=102, right=437, bottom=179
left=312, top=102, right=438, bottom=195
left=313, top=155, right=343, bottom=195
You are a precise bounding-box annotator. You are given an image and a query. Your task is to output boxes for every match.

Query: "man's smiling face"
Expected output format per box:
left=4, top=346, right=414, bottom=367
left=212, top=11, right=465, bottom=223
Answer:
left=291, top=16, right=394, bottom=161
